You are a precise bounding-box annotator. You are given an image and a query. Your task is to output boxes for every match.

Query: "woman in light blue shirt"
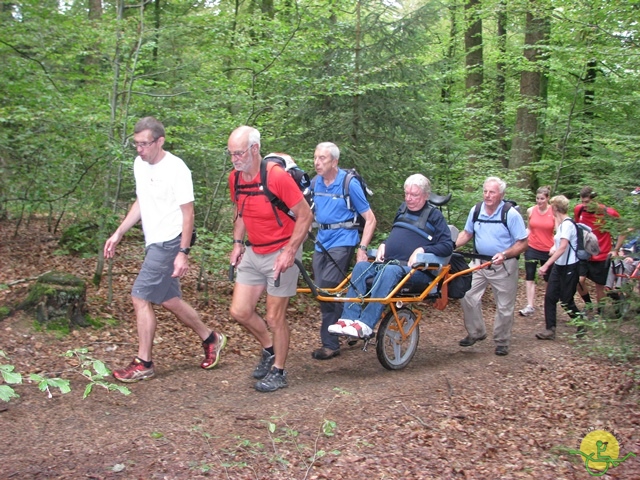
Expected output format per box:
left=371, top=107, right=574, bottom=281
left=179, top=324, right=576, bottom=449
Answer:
left=536, top=195, right=579, bottom=340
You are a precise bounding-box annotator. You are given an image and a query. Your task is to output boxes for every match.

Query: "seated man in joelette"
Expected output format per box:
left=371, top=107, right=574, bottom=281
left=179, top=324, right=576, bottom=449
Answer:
left=328, top=174, right=453, bottom=338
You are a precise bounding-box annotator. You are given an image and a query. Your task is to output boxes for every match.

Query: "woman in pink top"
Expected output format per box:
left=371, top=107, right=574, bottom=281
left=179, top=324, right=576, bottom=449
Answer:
left=519, top=186, right=555, bottom=316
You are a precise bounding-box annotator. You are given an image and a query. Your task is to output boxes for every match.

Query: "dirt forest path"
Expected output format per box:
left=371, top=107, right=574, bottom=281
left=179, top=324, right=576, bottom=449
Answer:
left=0, top=221, right=638, bottom=479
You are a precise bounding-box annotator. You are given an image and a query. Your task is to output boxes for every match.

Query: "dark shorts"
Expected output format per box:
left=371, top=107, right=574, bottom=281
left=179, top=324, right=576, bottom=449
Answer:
left=132, top=236, right=182, bottom=304
left=578, top=258, right=610, bottom=286
left=524, top=247, right=551, bottom=281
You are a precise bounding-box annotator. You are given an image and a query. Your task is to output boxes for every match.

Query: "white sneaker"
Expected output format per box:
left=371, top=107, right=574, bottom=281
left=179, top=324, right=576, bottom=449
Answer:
left=519, top=305, right=535, bottom=317
left=328, top=319, right=354, bottom=335
left=342, top=320, right=373, bottom=338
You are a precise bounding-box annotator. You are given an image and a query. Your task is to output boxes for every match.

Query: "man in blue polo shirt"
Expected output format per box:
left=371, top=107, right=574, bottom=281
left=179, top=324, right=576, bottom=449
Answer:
left=454, top=176, right=528, bottom=356
left=311, top=142, right=377, bottom=360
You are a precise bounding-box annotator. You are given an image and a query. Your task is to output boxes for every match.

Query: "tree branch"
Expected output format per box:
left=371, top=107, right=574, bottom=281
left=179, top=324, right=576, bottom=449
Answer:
left=0, top=39, right=60, bottom=92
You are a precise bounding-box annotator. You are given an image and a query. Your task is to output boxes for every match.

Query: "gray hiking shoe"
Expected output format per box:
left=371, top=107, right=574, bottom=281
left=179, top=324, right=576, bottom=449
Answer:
left=252, top=349, right=275, bottom=379
left=255, top=367, right=288, bottom=392
left=519, top=305, right=535, bottom=317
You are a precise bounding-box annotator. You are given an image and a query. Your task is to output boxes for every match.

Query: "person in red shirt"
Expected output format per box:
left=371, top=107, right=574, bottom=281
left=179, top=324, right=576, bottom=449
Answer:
left=574, top=186, right=625, bottom=307
left=519, top=186, right=555, bottom=317
left=227, top=126, right=313, bottom=392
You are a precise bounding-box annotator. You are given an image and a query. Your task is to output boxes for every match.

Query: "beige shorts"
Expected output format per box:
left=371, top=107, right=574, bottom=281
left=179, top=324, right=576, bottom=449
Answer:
left=236, top=245, right=301, bottom=297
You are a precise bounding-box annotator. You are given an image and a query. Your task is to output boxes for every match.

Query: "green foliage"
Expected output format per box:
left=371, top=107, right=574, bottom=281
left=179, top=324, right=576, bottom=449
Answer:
left=0, top=347, right=131, bottom=402
left=0, top=305, right=11, bottom=320
left=1, top=1, right=639, bottom=377
left=29, top=374, right=71, bottom=398
left=64, top=348, right=131, bottom=398
left=193, top=407, right=344, bottom=476
left=32, top=318, right=71, bottom=337
left=1, top=349, right=70, bottom=401
left=85, top=314, right=118, bottom=329
left=57, top=215, right=120, bottom=257
left=570, top=288, right=640, bottom=364
left=1, top=0, right=638, bottom=235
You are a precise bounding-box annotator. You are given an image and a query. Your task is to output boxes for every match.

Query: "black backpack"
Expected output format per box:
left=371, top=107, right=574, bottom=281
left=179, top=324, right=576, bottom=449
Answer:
left=471, top=200, right=519, bottom=234
left=447, top=253, right=472, bottom=299
left=311, top=168, right=372, bottom=233
left=233, top=153, right=311, bottom=226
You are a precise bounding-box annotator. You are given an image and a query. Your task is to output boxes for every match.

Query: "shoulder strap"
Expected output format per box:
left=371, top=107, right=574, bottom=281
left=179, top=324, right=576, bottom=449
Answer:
left=233, top=170, right=240, bottom=202
left=501, top=202, right=512, bottom=226
left=472, top=202, right=482, bottom=224
left=342, top=169, right=354, bottom=211
left=473, top=201, right=511, bottom=228
left=393, top=203, right=435, bottom=241
left=260, top=157, right=295, bottom=226
left=311, top=170, right=346, bottom=200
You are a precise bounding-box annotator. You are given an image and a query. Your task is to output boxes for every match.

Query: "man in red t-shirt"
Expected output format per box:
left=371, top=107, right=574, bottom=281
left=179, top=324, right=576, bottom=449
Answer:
left=227, top=126, right=313, bottom=392
left=574, top=186, right=625, bottom=306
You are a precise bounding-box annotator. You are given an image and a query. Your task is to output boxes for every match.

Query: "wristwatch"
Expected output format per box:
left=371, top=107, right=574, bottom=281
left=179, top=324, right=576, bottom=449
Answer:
left=179, top=247, right=191, bottom=255
left=359, top=245, right=368, bottom=251
left=501, top=251, right=507, bottom=259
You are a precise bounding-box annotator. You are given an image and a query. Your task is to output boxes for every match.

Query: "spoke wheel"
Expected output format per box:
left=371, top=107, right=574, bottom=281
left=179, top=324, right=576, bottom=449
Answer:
left=376, top=307, right=419, bottom=370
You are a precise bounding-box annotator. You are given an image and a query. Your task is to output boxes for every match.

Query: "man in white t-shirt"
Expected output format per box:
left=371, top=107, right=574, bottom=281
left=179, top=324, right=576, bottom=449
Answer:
left=104, top=117, right=226, bottom=382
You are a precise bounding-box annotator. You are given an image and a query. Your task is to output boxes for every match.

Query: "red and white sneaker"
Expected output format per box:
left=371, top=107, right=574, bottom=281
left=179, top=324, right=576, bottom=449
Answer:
left=328, top=319, right=355, bottom=335
left=201, top=332, right=227, bottom=369
left=342, top=320, right=373, bottom=339
left=113, top=357, right=155, bottom=383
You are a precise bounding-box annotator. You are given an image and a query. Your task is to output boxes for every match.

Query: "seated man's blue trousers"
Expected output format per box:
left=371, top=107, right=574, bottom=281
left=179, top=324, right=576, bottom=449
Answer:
left=340, top=261, right=431, bottom=329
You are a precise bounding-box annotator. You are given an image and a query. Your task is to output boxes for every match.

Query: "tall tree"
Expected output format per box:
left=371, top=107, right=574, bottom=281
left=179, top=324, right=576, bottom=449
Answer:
left=494, top=0, right=508, bottom=167
left=509, top=1, right=550, bottom=182
left=464, top=0, right=484, bottom=162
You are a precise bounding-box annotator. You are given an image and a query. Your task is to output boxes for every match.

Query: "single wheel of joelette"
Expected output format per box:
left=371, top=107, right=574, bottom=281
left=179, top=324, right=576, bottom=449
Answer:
left=376, top=307, right=420, bottom=370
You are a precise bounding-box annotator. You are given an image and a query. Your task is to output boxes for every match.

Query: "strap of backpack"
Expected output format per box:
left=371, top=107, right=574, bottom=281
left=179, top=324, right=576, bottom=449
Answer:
left=260, top=158, right=296, bottom=226
left=392, top=203, right=435, bottom=241
left=564, top=218, right=579, bottom=262
left=312, top=169, right=358, bottom=230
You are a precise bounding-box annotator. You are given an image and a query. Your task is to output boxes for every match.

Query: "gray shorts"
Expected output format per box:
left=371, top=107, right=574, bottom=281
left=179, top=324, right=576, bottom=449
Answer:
left=132, top=236, right=182, bottom=304
left=236, top=245, right=301, bottom=297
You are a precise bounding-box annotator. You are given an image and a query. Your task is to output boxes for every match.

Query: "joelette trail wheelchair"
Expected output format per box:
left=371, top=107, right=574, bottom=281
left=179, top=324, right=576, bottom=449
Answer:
left=296, top=252, right=490, bottom=370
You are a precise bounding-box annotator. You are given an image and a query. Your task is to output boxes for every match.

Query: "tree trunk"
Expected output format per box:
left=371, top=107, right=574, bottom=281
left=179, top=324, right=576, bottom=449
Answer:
left=441, top=4, right=457, bottom=103
left=464, top=0, right=483, bottom=162
left=509, top=4, right=550, bottom=182
left=495, top=0, right=508, bottom=167
left=18, top=272, right=88, bottom=329
left=351, top=0, right=362, bottom=147
left=88, top=0, right=101, bottom=20
left=582, top=58, right=597, bottom=155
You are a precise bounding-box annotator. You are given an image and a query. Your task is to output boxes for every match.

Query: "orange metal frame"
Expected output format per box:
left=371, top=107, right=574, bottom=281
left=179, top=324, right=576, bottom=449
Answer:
left=297, top=260, right=492, bottom=341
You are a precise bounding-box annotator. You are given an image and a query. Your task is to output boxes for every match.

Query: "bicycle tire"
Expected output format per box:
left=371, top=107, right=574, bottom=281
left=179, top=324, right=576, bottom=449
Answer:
left=376, top=307, right=419, bottom=370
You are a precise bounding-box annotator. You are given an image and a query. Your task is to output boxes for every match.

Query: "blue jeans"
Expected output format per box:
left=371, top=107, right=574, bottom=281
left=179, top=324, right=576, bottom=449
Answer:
left=312, top=246, right=355, bottom=350
left=340, top=261, right=431, bottom=329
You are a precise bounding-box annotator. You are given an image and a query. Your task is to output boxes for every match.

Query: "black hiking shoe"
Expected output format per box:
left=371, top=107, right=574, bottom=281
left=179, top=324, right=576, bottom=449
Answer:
left=252, top=349, right=275, bottom=379
left=458, top=334, right=487, bottom=347
left=255, top=367, right=288, bottom=392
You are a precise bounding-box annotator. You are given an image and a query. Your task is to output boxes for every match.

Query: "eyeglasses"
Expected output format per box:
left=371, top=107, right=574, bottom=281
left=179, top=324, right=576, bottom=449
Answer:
left=224, top=146, right=251, bottom=158
left=130, top=139, right=158, bottom=149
